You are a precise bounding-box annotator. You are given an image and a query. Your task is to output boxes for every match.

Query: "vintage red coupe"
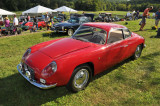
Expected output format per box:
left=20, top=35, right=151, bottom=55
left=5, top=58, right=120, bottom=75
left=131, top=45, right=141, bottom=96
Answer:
left=17, top=23, right=145, bottom=92
left=21, top=19, right=46, bottom=31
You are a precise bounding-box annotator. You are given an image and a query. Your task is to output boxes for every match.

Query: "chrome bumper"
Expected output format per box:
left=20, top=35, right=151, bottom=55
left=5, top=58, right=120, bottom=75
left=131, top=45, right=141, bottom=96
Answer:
left=17, top=64, right=57, bottom=89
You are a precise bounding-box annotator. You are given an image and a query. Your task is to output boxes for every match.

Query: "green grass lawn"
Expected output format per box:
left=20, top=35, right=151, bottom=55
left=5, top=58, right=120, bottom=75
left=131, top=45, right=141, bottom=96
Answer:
left=0, top=19, right=160, bottom=105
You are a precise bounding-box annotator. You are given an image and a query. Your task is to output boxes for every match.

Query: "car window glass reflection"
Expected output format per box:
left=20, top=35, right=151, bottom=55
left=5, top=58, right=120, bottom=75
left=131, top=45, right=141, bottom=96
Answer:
left=108, top=29, right=123, bottom=44
left=123, top=29, right=131, bottom=39
left=72, top=26, right=107, bottom=44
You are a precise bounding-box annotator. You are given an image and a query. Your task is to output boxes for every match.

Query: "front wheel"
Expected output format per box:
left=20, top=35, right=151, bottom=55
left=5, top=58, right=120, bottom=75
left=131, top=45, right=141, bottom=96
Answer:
left=67, top=29, right=74, bottom=36
left=131, top=44, right=142, bottom=60
left=66, top=65, right=92, bottom=93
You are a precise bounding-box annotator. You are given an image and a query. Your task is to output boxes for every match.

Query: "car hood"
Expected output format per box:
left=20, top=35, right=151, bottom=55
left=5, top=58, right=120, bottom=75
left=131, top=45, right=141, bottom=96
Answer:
left=38, top=38, right=91, bottom=59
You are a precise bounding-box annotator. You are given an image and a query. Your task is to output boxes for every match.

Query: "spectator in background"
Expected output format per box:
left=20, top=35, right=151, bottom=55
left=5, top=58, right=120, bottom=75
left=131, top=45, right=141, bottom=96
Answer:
left=13, top=15, right=19, bottom=27
left=155, top=9, right=160, bottom=27
left=27, top=15, right=30, bottom=21
left=45, top=14, right=50, bottom=22
left=134, top=10, right=139, bottom=20
left=132, top=10, right=136, bottom=20
left=0, top=16, right=4, bottom=21
left=4, top=17, right=10, bottom=31
left=152, top=13, right=156, bottom=18
left=0, top=16, right=4, bottom=26
left=33, top=16, right=38, bottom=30
left=139, top=6, right=153, bottom=31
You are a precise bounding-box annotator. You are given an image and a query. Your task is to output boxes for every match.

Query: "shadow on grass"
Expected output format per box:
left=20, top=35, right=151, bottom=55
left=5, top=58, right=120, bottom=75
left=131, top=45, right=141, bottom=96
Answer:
left=42, top=32, right=68, bottom=38
left=0, top=59, right=132, bottom=106
left=1, top=51, right=160, bottom=105
left=0, top=73, right=71, bottom=105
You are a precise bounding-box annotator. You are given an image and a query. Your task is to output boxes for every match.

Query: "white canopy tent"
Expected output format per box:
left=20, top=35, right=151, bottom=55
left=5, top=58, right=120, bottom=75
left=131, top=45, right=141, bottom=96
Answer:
left=53, top=6, right=77, bottom=12
left=0, top=8, right=15, bottom=15
left=22, top=5, right=57, bottom=15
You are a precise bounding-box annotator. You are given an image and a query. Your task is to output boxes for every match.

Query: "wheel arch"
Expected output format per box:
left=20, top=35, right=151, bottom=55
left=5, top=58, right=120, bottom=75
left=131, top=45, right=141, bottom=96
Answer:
left=74, top=62, right=94, bottom=77
left=141, top=43, right=145, bottom=49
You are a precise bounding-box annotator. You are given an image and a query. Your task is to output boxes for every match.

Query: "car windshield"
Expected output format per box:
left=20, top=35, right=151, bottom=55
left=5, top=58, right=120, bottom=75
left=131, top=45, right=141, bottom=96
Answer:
left=72, top=26, right=107, bottom=44
left=68, top=18, right=79, bottom=23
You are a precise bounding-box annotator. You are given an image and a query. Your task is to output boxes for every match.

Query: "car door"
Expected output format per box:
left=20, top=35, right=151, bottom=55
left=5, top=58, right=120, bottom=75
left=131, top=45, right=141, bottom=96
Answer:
left=101, top=29, right=129, bottom=70
left=122, top=29, right=138, bottom=58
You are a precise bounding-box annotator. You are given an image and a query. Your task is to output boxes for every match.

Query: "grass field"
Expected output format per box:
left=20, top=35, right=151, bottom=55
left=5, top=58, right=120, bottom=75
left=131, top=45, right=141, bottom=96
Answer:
left=0, top=18, right=160, bottom=105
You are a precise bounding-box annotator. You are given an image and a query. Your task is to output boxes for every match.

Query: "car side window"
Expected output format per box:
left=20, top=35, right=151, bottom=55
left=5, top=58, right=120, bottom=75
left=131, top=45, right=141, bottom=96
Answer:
left=123, top=29, right=131, bottom=39
left=107, top=29, right=124, bottom=44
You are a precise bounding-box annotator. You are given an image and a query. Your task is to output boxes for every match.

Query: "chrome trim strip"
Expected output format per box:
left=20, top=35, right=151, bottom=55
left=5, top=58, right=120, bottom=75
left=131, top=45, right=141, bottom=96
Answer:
left=53, top=30, right=66, bottom=33
left=58, top=31, right=67, bottom=33
left=17, top=64, right=57, bottom=89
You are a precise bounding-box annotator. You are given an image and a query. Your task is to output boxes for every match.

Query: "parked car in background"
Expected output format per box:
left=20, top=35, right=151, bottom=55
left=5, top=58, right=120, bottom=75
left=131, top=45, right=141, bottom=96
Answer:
left=17, top=23, right=145, bottom=92
left=52, top=13, right=94, bottom=36
left=1, top=23, right=21, bottom=35
left=55, top=13, right=67, bottom=22
left=21, top=17, right=46, bottom=31
left=95, top=13, right=113, bottom=22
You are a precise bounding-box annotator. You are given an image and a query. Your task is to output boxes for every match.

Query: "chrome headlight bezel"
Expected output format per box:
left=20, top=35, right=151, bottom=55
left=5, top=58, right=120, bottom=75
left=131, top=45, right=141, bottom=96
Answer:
left=23, top=48, right=31, bottom=58
left=41, top=61, right=57, bottom=78
left=50, top=61, right=57, bottom=73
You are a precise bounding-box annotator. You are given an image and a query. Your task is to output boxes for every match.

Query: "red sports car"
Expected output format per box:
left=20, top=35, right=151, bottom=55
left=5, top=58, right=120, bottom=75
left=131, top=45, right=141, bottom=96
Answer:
left=17, top=23, right=145, bottom=92
left=21, top=20, right=46, bottom=31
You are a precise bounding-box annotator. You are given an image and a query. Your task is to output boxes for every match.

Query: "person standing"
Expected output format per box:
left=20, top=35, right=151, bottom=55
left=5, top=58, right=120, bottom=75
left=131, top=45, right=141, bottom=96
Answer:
left=132, top=10, right=136, bottom=20
left=33, top=16, right=38, bottom=30
left=26, top=15, right=30, bottom=21
left=155, top=9, right=160, bottom=27
left=134, top=10, right=139, bottom=20
left=139, top=6, right=153, bottom=31
left=4, top=17, right=10, bottom=32
left=13, top=15, right=19, bottom=27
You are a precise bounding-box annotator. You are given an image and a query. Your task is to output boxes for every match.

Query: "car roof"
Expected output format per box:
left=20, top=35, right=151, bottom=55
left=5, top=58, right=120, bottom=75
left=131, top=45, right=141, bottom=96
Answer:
left=83, top=22, right=127, bottom=32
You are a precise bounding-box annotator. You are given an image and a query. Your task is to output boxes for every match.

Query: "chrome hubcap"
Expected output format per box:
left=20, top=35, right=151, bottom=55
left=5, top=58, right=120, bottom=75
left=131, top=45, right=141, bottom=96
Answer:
left=73, top=69, right=89, bottom=89
left=135, top=45, right=141, bottom=57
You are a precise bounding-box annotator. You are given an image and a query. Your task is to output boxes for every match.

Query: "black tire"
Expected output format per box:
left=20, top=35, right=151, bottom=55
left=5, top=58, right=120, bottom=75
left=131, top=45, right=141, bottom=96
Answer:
left=131, top=44, right=142, bottom=60
left=67, top=29, right=74, bottom=36
left=66, top=64, right=92, bottom=93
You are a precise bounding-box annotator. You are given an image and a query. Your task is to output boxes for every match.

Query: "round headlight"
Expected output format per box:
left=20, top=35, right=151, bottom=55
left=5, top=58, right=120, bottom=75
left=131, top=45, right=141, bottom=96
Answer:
left=41, top=61, right=57, bottom=78
left=51, top=61, right=57, bottom=73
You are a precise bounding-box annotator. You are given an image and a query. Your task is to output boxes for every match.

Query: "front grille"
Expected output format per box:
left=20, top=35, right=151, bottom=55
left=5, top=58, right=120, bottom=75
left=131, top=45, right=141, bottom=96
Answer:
left=22, top=63, right=35, bottom=81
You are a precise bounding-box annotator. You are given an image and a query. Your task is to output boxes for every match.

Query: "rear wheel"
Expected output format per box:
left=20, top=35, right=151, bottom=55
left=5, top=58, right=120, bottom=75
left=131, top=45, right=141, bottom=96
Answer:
left=131, top=44, right=142, bottom=60
left=68, top=29, right=74, bottom=36
left=66, top=65, right=92, bottom=93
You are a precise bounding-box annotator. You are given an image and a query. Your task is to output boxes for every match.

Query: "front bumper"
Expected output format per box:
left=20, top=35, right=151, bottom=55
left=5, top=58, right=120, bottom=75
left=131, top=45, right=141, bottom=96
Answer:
left=17, top=64, right=57, bottom=89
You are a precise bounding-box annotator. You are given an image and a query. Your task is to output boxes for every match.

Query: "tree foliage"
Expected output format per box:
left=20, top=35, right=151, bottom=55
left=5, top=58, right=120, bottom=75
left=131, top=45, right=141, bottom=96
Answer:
left=1, top=0, right=160, bottom=12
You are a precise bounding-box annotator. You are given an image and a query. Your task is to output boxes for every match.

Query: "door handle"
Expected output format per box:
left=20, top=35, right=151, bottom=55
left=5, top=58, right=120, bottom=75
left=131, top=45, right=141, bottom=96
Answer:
left=124, top=45, right=128, bottom=47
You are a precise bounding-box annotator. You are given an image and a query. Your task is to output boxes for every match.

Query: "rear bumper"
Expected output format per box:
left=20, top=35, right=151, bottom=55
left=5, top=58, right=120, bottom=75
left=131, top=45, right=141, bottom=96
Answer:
left=17, top=64, right=57, bottom=89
